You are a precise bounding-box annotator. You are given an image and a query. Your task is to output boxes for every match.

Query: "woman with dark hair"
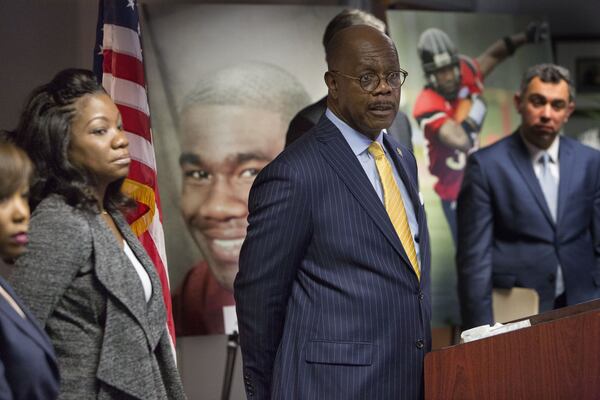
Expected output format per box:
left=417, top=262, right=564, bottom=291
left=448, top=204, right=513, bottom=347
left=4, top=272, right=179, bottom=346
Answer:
left=0, top=139, right=59, bottom=399
left=8, top=69, right=186, bottom=400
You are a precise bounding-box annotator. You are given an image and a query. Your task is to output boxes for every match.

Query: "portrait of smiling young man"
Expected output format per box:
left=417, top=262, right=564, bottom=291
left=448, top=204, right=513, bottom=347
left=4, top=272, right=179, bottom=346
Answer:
left=172, top=62, right=310, bottom=336
left=235, top=25, right=431, bottom=400
left=457, top=63, right=600, bottom=330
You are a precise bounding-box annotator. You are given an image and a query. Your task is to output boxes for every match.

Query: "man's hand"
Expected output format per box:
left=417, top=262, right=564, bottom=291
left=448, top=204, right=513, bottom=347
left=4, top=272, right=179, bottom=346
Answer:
left=526, top=21, right=550, bottom=43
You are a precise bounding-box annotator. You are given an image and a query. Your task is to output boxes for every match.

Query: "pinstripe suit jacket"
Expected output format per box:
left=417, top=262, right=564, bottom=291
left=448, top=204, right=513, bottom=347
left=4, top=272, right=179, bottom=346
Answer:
left=234, top=115, right=432, bottom=400
left=10, top=195, right=186, bottom=400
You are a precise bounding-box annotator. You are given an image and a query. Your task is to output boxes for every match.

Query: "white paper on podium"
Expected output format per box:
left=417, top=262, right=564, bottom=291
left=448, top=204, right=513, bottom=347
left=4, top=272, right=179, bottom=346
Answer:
left=460, top=319, right=531, bottom=343
left=223, top=305, right=238, bottom=335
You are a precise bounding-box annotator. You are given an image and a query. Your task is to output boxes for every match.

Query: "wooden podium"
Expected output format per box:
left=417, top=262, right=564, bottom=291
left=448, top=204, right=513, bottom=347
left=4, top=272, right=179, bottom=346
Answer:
left=425, top=299, right=600, bottom=399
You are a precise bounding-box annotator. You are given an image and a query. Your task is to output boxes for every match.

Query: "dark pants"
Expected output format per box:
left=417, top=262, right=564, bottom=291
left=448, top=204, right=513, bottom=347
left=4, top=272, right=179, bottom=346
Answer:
left=554, top=292, right=567, bottom=309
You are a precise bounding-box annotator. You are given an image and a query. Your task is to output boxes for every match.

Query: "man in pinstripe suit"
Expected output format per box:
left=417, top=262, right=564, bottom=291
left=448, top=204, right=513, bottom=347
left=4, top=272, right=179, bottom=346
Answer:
left=235, top=25, right=431, bottom=400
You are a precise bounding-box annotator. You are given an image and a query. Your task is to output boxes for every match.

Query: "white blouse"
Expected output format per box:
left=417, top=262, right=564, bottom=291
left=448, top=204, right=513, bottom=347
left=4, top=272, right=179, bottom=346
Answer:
left=123, top=241, right=152, bottom=303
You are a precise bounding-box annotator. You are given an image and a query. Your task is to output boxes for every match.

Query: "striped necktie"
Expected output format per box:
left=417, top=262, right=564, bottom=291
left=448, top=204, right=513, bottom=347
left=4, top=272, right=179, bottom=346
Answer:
left=368, top=142, right=420, bottom=280
left=538, top=152, right=564, bottom=296
left=538, top=152, right=558, bottom=221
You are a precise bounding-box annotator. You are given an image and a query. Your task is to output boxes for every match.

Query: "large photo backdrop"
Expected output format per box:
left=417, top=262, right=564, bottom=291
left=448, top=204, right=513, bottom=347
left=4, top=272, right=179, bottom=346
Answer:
left=142, top=5, right=554, bottom=336
left=387, top=10, right=553, bottom=326
left=141, top=4, right=343, bottom=336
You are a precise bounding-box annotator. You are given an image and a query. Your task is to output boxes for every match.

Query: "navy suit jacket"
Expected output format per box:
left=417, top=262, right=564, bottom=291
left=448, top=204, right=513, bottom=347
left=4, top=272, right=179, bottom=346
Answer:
left=457, top=132, right=600, bottom=329
left=0, top=276, right=59, bottom=400
left=235, top=115, right=431, bottom=400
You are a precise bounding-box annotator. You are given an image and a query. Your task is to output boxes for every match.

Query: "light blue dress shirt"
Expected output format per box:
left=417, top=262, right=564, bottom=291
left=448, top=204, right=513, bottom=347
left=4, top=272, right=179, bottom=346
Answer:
left=326, top=109, right=421, bottom=268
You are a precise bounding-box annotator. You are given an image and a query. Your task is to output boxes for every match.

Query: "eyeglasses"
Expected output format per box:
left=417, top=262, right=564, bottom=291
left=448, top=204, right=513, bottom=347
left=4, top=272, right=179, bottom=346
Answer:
left=329, top=69, right=408, bottom=92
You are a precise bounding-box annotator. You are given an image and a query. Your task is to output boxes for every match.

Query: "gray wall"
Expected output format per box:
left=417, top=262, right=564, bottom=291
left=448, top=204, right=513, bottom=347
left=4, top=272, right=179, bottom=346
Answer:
left=0, top=0, right=97, bottom=130
left=475, top=0, right=600, bottom=37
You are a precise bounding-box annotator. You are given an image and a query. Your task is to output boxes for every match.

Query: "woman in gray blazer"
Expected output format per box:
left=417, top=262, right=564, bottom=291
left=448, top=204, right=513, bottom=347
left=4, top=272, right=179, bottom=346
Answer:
left=8, top=69, right=186, bottom=400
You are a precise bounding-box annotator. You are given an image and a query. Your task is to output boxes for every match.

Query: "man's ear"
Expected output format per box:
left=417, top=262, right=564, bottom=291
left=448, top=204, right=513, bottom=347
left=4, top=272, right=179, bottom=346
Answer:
left=565, top=101, right=575, bottom=121
left=513, top=92, right=522, bottom=112
left=324, top=71, right=338, bottom=99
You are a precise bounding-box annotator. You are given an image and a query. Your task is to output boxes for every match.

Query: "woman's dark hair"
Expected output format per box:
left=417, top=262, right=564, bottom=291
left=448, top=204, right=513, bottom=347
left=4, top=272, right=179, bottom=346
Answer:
left=0, top=137, right=33, bottom=201
left=8, top=68, right=131, bottom=212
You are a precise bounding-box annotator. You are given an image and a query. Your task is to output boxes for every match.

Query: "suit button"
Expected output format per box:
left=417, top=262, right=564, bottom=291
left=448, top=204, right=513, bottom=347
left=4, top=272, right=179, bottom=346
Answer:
left=548, top=273, right=556, bottom=283
left=418, top=292, right=424, bottom=300
left=416, top=339, right=424, bottom=349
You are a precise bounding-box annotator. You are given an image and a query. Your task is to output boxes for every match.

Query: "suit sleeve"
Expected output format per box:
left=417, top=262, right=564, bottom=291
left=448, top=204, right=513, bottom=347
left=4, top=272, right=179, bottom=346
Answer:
left=234, top=159, right=311, bottom=400
left=593, top=154, right=600, bottom=276
left=456, top=154, right=495, bottom=329
left=0, top=359, right=13, bottom=400
left=9, top=201, right=92, bottom=325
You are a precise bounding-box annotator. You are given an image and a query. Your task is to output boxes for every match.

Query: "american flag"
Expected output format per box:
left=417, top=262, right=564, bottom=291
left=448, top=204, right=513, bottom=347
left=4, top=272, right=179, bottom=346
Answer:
left=93, top=0, right=175, bottom=346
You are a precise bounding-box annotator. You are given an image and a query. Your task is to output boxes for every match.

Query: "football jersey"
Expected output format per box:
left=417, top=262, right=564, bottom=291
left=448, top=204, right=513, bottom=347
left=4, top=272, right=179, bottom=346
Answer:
left=413, top=56, right=484, bottom=201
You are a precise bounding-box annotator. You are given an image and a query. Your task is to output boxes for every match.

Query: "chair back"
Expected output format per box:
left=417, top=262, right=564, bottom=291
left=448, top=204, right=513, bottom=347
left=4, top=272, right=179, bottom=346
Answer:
left=492, top=287, right=539, bottom=323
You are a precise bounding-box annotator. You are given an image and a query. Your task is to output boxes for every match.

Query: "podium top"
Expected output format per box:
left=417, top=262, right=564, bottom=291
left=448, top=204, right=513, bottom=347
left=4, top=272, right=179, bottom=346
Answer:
left=424, top=298, right=600, bottom=400
left=522, top=298, right=600, bottom=326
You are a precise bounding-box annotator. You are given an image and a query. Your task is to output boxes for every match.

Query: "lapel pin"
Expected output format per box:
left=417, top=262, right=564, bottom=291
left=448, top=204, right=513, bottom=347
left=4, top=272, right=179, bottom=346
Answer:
left=397, top=147, right=403, bottom=158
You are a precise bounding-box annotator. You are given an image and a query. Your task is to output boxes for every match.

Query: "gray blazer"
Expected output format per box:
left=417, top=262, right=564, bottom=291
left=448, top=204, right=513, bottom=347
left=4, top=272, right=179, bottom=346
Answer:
left=9, top=195, right=186, bottom=400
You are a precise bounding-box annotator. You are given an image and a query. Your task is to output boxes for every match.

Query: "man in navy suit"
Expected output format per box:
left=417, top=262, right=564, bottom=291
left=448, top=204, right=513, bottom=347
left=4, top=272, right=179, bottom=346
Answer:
left=235, top=25, right=431, bottom=399
left=457, top=63, right=600, bottom=330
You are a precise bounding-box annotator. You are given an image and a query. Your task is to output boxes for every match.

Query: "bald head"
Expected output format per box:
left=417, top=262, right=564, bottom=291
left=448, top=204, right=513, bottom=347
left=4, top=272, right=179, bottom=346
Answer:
left=322, top=9, right=386, bottom=49
left=324, top=25, right=401, bottom=139
left=326, top=25, right=397, bottom=70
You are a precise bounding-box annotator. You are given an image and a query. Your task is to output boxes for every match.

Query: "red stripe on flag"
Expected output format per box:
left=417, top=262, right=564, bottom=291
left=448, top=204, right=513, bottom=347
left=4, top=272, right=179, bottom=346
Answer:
left=117, top=104, right=152, bottom=142
left=103, top=49, right=146, bottom=87
left=128, top=159, right=157, bottom=189
left=139, top=230, right=175, bottom=342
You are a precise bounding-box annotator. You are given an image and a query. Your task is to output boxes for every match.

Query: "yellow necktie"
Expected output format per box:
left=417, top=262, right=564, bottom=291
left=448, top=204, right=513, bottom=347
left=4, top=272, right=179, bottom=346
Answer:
left=368, top=142, right=420, bottom=280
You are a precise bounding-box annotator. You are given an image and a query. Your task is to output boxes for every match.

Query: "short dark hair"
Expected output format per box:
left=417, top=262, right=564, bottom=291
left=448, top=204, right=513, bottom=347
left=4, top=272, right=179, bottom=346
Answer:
left=180, top=62, right=310, bottom=129
left=322, top=9, right=386, bottom=49
left=520, top=63, right=575, bottom=101
left=9, top=68, right=129, bottom=212
left=0, top=138, right=32, bottom=201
